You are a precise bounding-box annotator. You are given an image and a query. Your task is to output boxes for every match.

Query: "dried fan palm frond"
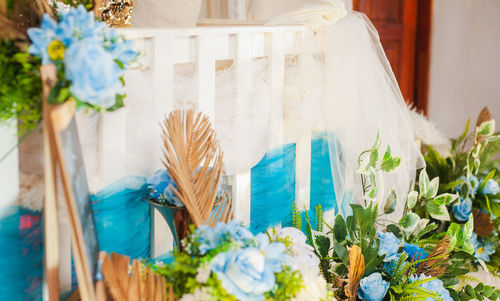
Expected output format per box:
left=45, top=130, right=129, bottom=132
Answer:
left=477, top=106, right=492, bottom=127
left=161, top=110, right=231, bottom=227
left=415, top=236, right=451, bottom=277
left=344, top=245, right=365, bottom=301
left=473, top=209, right=494, bottom=236
left=100, top=252, right=170, bottom=300
left=206, top=179, right=233, bottom=227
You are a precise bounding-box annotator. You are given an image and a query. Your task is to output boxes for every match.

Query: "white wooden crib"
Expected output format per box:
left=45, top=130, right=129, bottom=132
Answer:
left=97, top=24, right=325, bottom=256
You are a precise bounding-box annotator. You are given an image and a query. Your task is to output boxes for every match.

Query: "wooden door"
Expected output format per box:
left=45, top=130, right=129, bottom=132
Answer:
left=354, top=0, right=429, bottom=109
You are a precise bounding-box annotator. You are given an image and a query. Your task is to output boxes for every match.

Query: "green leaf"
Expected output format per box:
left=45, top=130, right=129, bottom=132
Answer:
left=463, top=215, right=474, bottom=240
left=387, top=224, right=402, bottom=238
left=486, top=195, right=500, bottom=216
left=447, top=222, right=461, bottom=249
left=333, top=242, right=348, bottom=265
left=419, top=169, right=431, bottom=197
left=478, top=170, right=496, bottom=193
left=313, top=232, right=331, bottom=258
left=426, top=201, right=450, bottom=221
left=333, top=215, right=348, bottom=243
left=372, top=128, right=381, bottom=149
left=407, top=191, right=419, bottom=210
left=399, top=212, right=420, bottom=232
left=432, top=193, right=459, bottom=205
left=422, top=177, right=439, bottom=199
left=384, top=188, right=398, bottom=214
left=476, top=120, right=495, bottom=137
left=380, top=156, right=401, bottom=173
left=369, top=148, right=379, bottom=169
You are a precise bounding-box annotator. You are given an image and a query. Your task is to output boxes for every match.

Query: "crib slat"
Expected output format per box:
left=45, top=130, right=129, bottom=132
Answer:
left=232, top=32, right=253, bottom=225
left=197, top=34, right=216, bottom=124
left=99, top=110, right=126, bottom=185
left=153, top=34, right=174, bottom=108
left=267, top=31, right=285, bottom=149
left=294, top=31, right=313, bottom=211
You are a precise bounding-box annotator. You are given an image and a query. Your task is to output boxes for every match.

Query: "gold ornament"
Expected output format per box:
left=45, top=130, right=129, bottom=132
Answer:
left=94, top=0, right=133, bottom=28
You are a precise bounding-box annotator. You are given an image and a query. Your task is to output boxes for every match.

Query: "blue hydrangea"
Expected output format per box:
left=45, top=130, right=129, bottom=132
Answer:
left=146, top=169, right=183, bottom=207
left=102, top=28, right=138, bottom=68
left=377, top=231, right=400, bottom=261
left=482, top=179, right=500, bottom=195
left=409, top=274, right=452, bottom=301
left=27, top=14, right=60, bottom=64
left=64, top=39, right=124, bottom=108
left=194, top=220, right=257, bottom=255
left=451, top=197, right=473, bottom=222
left=470, top=233, right=495, bottom=262
left=357, top=273, right=389, bottom=301
left=403, top=243, right=428, bottom=261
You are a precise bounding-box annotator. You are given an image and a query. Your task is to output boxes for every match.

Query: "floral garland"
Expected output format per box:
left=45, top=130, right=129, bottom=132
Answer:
left=27, top=5, right=137, bottom=111
left=152, top=220, right=331, bottom=301
left=421, top=110, right=500, bottom=277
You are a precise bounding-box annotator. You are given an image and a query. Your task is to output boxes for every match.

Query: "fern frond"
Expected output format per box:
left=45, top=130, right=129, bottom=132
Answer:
left=316, top=204, right=323, bottom=232
left=292, top=201, right=302, bottom=230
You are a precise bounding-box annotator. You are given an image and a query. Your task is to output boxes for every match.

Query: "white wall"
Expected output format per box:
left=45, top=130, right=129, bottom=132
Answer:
left=428, top=0, right=500, bottom=137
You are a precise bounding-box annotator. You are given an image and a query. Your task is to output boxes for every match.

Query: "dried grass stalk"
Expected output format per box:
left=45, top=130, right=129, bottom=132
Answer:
left=345, top=245, right=365, bottom=301
left=415, top=236, right=451, bottom=277
left=161, top=110, right=231, bottom=227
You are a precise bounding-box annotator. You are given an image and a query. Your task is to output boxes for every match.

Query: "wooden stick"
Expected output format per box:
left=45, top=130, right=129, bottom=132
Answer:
left=41, top=64, right=60, bottom=300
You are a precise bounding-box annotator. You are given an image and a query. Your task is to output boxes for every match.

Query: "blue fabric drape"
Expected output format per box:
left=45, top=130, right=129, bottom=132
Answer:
left=0, top=207, right=43, bottom=301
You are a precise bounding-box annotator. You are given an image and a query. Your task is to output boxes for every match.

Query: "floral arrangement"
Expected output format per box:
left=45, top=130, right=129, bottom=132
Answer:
left=302, top=131, right=500, bottom=300
left=147, top=169, right=184, bottom=207
left=420, top=108, right=500, bottom=276
left=152, top=220, right=332, bottom=301
left=27, top=5, right=137, bottom=111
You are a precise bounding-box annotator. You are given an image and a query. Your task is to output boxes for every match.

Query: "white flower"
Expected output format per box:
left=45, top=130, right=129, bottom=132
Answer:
left=179, top=287, right=217, bottom=301
left=195, top=265, right=211, bottom=284
left=154, top=261, right=165, bottom=269
left=275, top=227, right=320, bottom=274
left=293, top=269, right=330, bottom=301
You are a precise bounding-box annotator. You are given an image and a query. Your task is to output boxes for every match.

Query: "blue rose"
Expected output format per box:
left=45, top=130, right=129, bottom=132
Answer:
left=357, top=273, right=389, bottom=301
left=470, top=233, right=496, bottom=262
left=27, top=14, right=60, bottom=64
left=403, top=243, right=428, bottom=261
left=146, top=169, right=183, bottom=206
left=377, top=231, right=400, bottom=260
left=452, top=197, right=472, bottom=222
left=64, top=39, right=123, bottom=108
left=483, top=179, right=500, bottom=195
left=210, top=244, right=286, bottom=301
left=383, top=253, right=401, bottom=276
left=410, top=274, right=452, bottom=301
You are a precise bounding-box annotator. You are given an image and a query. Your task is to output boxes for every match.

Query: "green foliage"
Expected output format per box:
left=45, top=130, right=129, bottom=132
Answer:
left=265, top=266, right=303, bottom=301
left=291, top=201, right=302, bottom=230
left=0, top=40, right=42, bottom=135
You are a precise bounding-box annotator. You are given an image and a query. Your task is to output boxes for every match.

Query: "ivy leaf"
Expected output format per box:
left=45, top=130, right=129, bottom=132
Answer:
left=463, top=214, right=474, bottom=240
left=407, top=191, right=419, bottom=210
left=419, top=169, right=431, bottom=197
left=399, top=212, right=420, bottom=232
left=422, top=177, right=439, bottom=199
left=426, top=201, right=450, bottom=221
left=476, top=120, right=495, bottom=137
left=447, top=222, right=461, bottom=250
left=432, top=193, right=459, bottom=205
left=369, top=147, right=379, bottom=169
left=384, top=188, right=397, bottom=214
left=380, top=154, right=401, bottom=173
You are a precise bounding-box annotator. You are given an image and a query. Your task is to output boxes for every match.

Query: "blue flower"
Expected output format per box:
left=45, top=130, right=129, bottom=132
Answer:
left=403, top=243, right=428, bottom=261
left=64, top=39, right=123, bottom=108
left=27, top=14, right=60, bottom=64
left=103, top=29, right=138, bottom=68
left=470, top=233, right=495, bottom=262
left=383, top=253, right=401, bottom=276
left=146, top=169, right=183, bottom=206
left=57, top=5, right=107, bottom=46
left=377, top=231, right=400, bottom=261
left=357, top=273, right=389, bottom=301
left=194, top=220, right=257, bottom=255
left=483, top=179, right=500, bottom=195
left=210, top=243, right=287, bottom=301
left=409, top=274, right=452, bottom=301
left=452, top=197, right=472, bottom=222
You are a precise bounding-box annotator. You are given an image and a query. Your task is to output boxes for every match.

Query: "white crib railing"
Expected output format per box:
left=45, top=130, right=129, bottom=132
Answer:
left=94, top=25, right=322, bottom=256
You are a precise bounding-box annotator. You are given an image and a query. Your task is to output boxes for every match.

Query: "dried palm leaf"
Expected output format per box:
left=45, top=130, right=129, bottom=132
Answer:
left=477, top=106, right=492, bottom=127
left=0, top=14, right=26, bottom=40
left=415, top=236, right=451, bottom=277
left=100, top=252, right=170, bottom=300
left=344, top=245, right=365, bottom=301
left=161, top=110, right=231, bottom=227
left=473, top=208, right=494, bottom=236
